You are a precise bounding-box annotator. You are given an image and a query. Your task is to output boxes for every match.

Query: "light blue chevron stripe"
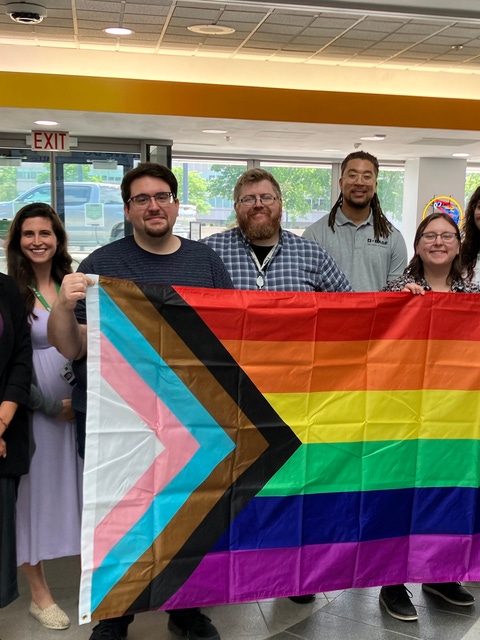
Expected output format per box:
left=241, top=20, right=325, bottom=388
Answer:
left=91, top=285, right=235, bottom=611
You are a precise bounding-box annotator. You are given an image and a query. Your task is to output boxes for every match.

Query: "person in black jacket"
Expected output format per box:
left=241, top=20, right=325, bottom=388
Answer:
left=0, top=272, right=32, bottom=608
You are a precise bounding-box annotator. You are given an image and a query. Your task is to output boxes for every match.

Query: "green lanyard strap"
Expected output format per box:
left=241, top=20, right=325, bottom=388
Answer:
left=30, top=282, right=60, bottom=312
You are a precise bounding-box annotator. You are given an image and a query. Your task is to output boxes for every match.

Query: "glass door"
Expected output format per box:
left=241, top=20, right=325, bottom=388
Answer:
left=51, top=152, right=138, bottom=249
left=0, top=151, right=139, bottom=265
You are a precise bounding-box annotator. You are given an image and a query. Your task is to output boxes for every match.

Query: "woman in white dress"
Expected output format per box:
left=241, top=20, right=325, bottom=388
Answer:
left=7, top=203, right=83, bottom=630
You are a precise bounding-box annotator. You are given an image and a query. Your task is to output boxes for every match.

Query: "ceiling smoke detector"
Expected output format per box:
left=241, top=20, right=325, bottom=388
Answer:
left=6, top=3, right=47, bottom=24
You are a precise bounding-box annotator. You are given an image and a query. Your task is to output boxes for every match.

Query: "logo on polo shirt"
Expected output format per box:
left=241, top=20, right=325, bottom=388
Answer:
left=367, top=238, right=388, bottom=246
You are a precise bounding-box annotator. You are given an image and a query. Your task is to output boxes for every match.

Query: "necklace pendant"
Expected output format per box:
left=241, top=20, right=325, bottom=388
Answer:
left=256, top=275, right=264, bottom=289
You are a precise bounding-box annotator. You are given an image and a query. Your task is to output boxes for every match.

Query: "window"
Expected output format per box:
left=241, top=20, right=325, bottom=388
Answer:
left=99, top=185, right=124, bottom=205
left=64, top=185, right=91, bottom=206
left=20, top=185, right=52, bottom=204
left=377, top=166, right=404, bottom=227
left=262, top=163, right=332, bottom=230
left=466, top=167, right=480, bottom=204
left=172, top=159, right=247, bottom=237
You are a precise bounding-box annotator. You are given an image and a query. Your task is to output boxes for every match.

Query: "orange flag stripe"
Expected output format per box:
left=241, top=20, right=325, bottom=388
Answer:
left=221, top=338, right=480, bottom=393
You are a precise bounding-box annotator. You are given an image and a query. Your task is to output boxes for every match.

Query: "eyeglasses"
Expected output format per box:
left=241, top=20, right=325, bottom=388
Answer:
left=237, top=194, right=278, bottom=206
left=420, top=232, right=458, bottom=244
left=127, top=192, right=175, bottom=207
left=343, top=172, right=376, bottom=184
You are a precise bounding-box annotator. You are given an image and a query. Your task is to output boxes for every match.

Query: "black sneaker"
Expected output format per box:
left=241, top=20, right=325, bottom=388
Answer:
left=288, top=594, right=316, bottom=604
left=422, top=582, right=475, bottom=606
left=379, top=585, right=418, bottom=621
left=89, top=622, right=128, bottom=640
left=168, top=612, right=220, bottom=639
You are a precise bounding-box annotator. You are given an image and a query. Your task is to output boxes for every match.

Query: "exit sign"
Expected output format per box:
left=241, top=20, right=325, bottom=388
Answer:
left=31, top=131, right=70, bottom=151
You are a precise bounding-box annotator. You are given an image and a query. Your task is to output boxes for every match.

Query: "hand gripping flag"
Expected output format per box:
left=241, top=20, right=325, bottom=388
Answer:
left=79, top=277, right=480, bottom=623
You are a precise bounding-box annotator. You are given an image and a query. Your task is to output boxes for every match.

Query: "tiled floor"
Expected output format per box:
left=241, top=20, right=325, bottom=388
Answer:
left=1, top=557, right=480, bottom=640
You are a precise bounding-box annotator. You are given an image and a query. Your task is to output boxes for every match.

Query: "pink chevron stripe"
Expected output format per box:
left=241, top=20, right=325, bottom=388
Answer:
left=93, top=335, right=199, bottom=568
left=163, top=534, right=480, bottom=608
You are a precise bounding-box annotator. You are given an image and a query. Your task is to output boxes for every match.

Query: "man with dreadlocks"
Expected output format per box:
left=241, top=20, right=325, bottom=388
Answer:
left=303, top=151, right=407, bottom=291
left=305, top=153, right=411, bottom=621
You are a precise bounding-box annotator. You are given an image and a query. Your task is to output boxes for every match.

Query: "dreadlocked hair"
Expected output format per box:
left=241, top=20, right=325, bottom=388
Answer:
left=327, top=193, right=393, bottom=242
left=328, top=151, right=393, bottom=242
left=460, top=185, right=480, bottom=282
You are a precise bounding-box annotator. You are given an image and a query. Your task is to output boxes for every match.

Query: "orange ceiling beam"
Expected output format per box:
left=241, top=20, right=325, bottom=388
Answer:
left=0, top=71, right=477, bottom=132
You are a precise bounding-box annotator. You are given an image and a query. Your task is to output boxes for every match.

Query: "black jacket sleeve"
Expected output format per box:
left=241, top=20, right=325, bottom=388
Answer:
left=0, top=274, right=33, bottom=477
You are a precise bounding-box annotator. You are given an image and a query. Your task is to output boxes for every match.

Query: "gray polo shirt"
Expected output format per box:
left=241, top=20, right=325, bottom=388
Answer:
left=303, top=209, right=407, bottom=291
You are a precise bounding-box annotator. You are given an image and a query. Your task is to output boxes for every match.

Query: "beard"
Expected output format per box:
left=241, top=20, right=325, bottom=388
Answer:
left=343, top=193, right=373, bottom=210
left=237, top=211, right=281, bottom=241
left=144, top=217, right=172, bottom=238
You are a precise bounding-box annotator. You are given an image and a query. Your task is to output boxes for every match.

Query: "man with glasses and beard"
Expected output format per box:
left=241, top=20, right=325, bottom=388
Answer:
left=202, top=168, right=351, bottom=294
left=203, top=167, right=351, bottom=605
left=47, top=162, right=233, bottom=640
left=303, top=151, right=407, bottom=292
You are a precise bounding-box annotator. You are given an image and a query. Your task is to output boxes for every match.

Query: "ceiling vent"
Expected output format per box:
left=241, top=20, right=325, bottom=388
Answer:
left=6, top=3, right=47, bottom=24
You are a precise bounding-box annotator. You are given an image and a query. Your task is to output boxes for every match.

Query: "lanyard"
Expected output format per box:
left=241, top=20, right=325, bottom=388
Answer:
left=30, top=282, right=60, bottom=312
left=249, top=244, right=277, bottom=289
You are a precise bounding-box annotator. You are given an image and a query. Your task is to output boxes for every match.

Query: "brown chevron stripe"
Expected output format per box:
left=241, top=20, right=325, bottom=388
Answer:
left=94, top=277, right=277, bottom=617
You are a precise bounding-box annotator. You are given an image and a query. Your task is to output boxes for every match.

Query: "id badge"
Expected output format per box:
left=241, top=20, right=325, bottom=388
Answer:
left=59, top=361, right=76, bottom=385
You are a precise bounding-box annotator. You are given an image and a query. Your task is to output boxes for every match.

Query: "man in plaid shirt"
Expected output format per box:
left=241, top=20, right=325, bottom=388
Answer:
left=202, top=168, right=352, bottom=293
left=202, top=167, right=351, bottom=605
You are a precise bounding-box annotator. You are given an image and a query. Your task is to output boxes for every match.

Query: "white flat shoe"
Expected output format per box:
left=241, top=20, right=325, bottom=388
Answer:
left=29, top=601, right=70, bottom=629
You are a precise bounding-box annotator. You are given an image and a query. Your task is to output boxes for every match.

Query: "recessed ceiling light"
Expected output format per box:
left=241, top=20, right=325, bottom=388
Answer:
left=188, top=24, right=235, bottom=35
left=452, top=152, right=470, bottom=157
left=360, top=134, right=386, bottom=141
left=34, top=120, right=58, bottom=125
left=202, top=128, right=228, bottom=134
left=104, top=27, right=133, bottom=36
left=451, top=44, right=464, bottom=51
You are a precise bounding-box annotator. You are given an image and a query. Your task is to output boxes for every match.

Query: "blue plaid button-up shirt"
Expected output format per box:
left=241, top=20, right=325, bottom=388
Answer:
left=201, top=227, right=352, bottom=292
